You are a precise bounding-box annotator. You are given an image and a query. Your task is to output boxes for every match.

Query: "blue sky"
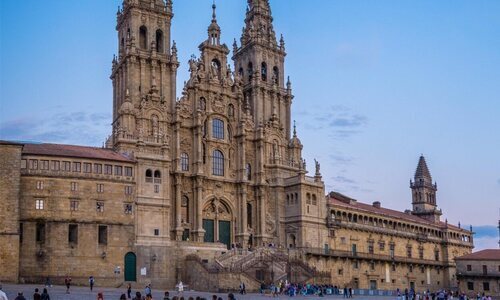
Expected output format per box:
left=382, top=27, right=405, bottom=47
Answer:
left=1, top=1, right=499, bottom=249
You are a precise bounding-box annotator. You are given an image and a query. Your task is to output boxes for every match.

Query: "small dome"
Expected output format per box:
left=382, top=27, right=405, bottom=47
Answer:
left=289, top=135, right=302, bottom=148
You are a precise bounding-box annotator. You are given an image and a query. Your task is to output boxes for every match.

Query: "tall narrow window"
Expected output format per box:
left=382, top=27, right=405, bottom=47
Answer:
left=36, top=223, right=46, bottom=243
left=139, top=26, right=148, bottom=49
left=212, top=119, right=224, bottom=139
left=181, top=153, right=189, bottom=171
left=273, top=66, right=279, bottom=84
left=246, top=164, right=252, bottom=181
left=94, top=163, right=103, bottom=174
left=115, top=166, right=123, bottom=176
left=247, top=203, right=252, bottom=229
left=98, top=225, right=108, bottom=245
left=145, top=169, right=153, bottom=182
left=68, top=224, right=78, bottom=244
left=261, top=62, right=267, bottom=81
left=247, top=62, right=253, bottom=81
left=181, top=196, right=189, bottom=223
left=35, top=199, right=44, bottom=210
left=154, top=170, right=161, bottom=183
left=124, top=167, right=133, bottom=177
left=212, top=150, right=224, bottom=176
left=156, top=29, right=163, bottom=52
left=70, top=200, right=79, bottom=211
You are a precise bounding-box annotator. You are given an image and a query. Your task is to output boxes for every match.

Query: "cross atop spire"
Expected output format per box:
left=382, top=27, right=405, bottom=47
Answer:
left=212, top=1, right=217, bottom=23
left=207, top=1, right=221, bottom=45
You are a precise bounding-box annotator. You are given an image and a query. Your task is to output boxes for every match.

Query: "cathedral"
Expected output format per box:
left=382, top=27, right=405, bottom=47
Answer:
left=0, top=0, right=474, bottom=292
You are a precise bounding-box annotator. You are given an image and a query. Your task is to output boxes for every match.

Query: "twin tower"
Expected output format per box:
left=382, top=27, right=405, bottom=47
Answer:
left=109, top=0, right=319, bottom=250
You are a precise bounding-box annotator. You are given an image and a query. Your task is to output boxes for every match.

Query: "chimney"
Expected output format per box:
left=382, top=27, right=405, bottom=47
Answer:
left=372, top=201, right=381, bottom=209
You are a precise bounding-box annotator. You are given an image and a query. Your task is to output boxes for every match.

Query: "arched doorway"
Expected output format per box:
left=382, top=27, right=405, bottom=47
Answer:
left=202, top=199, right=232, bottom=249
left=124, top=252, right=136, bottom=282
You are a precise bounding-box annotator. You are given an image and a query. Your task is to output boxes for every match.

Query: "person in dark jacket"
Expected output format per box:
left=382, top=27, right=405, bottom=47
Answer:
left=14, top=292, right=26, bottom=300
left=33, top=288, right=41, bottom=300
left=41, top=288, right=50, bottom=300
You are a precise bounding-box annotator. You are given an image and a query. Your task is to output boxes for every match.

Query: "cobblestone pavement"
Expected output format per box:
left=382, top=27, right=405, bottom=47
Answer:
left=2, top=284, right=393, bottom=300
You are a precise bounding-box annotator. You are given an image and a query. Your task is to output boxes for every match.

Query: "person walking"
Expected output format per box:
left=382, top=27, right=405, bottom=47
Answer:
left=64, top=276, right=72, bottom=294
left=96, top=292, right=104, bottom=300
left=163, top=291, right=171, bottom=300
left=40, top=288, right=50, bottom=300
left=127, top=283, right=132, bottom=299
left=120, top=294, right=127, bottom=300
left=89, top=276, right=95, bottom=292
left=14, top=292, right=26, bottom=300
left=33, top=288, right=41, bottom=300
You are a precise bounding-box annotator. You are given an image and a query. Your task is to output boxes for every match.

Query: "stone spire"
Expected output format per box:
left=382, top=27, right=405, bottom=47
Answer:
left=207, top=1, right=221, bottom=45
left=414, top=155, right=432, bottom=184
left=241, top=0, right=277, bottom=47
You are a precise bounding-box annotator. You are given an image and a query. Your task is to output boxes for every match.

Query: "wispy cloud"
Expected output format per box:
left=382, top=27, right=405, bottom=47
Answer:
left=497, top=179, right=500, bottom=186
left=0, top=110, right=111, bottom=146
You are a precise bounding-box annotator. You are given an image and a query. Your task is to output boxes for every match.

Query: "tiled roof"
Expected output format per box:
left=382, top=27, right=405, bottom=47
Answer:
left=328, top=191, right=463, bottom=231
left=22, top=143, right=134, bottom=163
left=455, top=249, right=500, bottom=261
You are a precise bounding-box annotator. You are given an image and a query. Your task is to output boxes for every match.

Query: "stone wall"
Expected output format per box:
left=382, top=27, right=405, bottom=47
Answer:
left=0, top=143, right=22, bottom=282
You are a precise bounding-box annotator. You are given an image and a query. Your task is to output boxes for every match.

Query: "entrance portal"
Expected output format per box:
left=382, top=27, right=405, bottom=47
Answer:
left=202, top=199, right=232, bottom=249
left=124, top=252, right=136, bottom=282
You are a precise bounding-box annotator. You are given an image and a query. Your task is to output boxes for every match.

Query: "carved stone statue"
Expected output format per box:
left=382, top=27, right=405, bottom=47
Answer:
left=314, top=159, right=321, bottom=175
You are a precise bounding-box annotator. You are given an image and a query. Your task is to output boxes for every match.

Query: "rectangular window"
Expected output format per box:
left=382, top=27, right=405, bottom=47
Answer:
left=96, top=201, right=104, bottom=212
left=467, top=282, right=474, bottom=291
left=435, top=250, right=440, bottom=261
left=68, top=224, right=78, bottom=244
left=125, top=166, right=133, bottom=177
left=104, top=164, right=113, bottom=175
left=50, top=160, right=60, bottom=171
left=94, top=163, right=103, bottom=174
left=125, top=186, right=133, bottom=195
left=63, top=161, right=71, bottom=171
left=19, top=223, right=23, bottom=243
left=114, top=166, right=123, bottom=176
left=98, top=225, right=108, bottom=245
left=154, top=229, right=160, bottom=236
left=379, top=241, right=385, bottom=251
left=97, top=184, right=104, bottom=193
left=409, top=265, right=413, bottom=273
left=420, top=266, right=425, bottom=273
left=35, top=199, right=44, bottom=210
left=36, top=181, right=44, bottom=190
left=353, top=261, right=359, bottom=269
left=407, top=246, right=412, bottom=258
left=83, top=163, right=92, bottom=173
left=21, top=159, right=27, bottom=169
left=483, top=282, right=489, bottom=291
left=29, top=159, right=38, bottom=169
left=368, top=243, right=374, bottom=254
left=73, top=162, right=81, bottom=172
left=482, top=265, right=487, bottom=275
left=124, top=203, right=133, bottom=214
left=340, top=237, right=346, bottom=244
left=70, top=200, right=79, bottom=211
left=36, top=223, right=45, bottom=243
left=40, top=160, right=49, bottom=170
left=338, top=269, right=343, bottom=275
left=70, top=182, right=78, bottom=191
left=370, top=262, right=375, bottom=271
left=419, top=248, right=424, bottom=259
left=467, top=265, right=472, bottom=271
left=392, top=264, right=396, bottom=272
left=390, top=244, right=395, bottom=258
left=154, top=185, right=160, bottom=193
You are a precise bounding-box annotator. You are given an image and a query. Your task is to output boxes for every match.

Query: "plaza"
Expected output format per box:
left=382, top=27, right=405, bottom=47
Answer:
left=1, top=284, right=394, bottom=300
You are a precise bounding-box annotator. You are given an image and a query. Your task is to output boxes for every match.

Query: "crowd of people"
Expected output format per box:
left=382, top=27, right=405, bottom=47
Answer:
left=396, top=288, right=494, bottom=300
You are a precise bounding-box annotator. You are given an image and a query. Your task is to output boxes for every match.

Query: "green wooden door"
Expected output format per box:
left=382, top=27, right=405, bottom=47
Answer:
left=203, top=219, right=214, bottom=243
left=124, top=252, right=136, bottom=282
left=218, top=220, right=231, bottom=249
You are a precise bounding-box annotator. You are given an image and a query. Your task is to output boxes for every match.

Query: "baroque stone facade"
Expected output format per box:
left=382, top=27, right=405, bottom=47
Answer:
left=455, top=249, right=500, bottom=297
left=0, top=0, right=474, bottom=292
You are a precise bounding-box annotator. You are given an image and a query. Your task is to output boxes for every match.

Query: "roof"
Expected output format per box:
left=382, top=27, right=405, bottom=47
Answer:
left=415, top=155, right=432, bottom=180
left=22, top=143, right=134, bottom=163
left=328, top=191, right=463, bottom=231
left=455, top=249, right=500, bottom=261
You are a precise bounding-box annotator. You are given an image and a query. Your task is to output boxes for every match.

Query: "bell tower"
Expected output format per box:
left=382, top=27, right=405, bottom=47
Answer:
left=111, top=0, right=178, bottom=152
left=232, top=0, right=293, bottom=138
left=410, top=155, right=442, bottom=222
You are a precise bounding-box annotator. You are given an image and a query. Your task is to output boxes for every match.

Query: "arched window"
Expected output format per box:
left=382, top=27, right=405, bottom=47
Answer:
left=156, top=29, right=164, bottom=53
left=139, top=26, right=148, bottom=50
left=121, top=37, right=125, bottom=50
left=306, top=193, right=311, bottom=204
left=203, top=120, right=208, bottom=138
left=247, top=62, right=253, bottom=81
left=145, top=169, right=153, bottom=183
left=261, top=62, right=267, bottom=81
left=181, top=196, right=189, bottom=223
left=154, top=170, right=161, bottom=183
left=312, top=194, right=317, bottom=206
left=212, top=119, right=224, bottom=140
left=212, top=150, right=224, bottom=176
left=180, top=153, right=189, bottom=171
left=273, top=66, right=279, bottom=84
left=238, top=67, right=244, bottom=78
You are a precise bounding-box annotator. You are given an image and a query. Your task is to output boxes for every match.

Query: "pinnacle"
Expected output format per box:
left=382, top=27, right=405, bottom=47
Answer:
left=414, top=155, right=432, bottom=181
